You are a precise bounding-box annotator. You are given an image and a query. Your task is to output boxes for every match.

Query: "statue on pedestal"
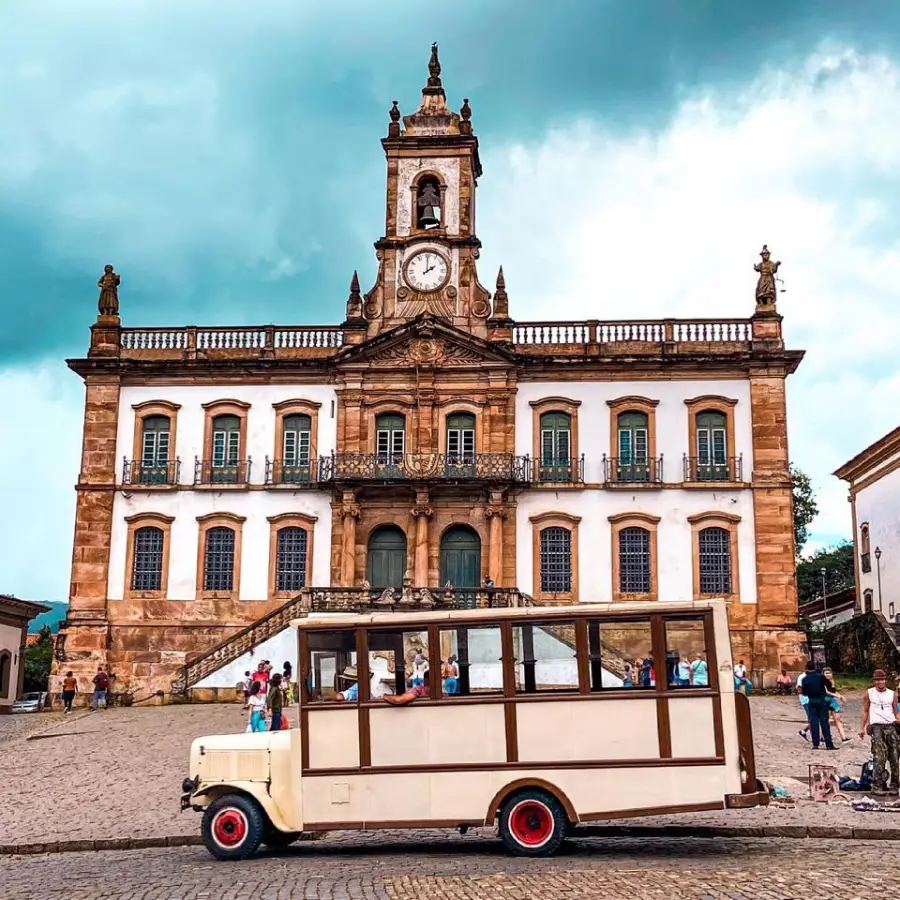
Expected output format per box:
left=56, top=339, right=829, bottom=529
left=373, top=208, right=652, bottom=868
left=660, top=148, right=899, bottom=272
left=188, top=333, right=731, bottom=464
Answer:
left=97, top=265, right=120, bottom=317
left=754, top=245, right=781, bottom=309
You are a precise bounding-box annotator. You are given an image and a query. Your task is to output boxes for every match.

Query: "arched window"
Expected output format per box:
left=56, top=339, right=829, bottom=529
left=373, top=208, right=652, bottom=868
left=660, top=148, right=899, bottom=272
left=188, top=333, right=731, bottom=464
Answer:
left=860, top=523, right=871, bottom=572
left=540, top=526, right=572, bottom=594
left=211, top=414, right=241, bottom=483
left=618, top=527, right=651, bottom=594
left=617, top=411, right=649, bottom=482
left=140, top=415, right=171, bottom=484
left=539, top=412, right=572, bottom=482
left=131, top=525, right=164, bottom=592
left=366, top=525, right=407, bottom=590
left=440, top=525, right=482, bottom=590
left=0, top=650, right=11, bottom=700
left=282, top=413, right=312, bottom=482
left=698, top=526, right=732, bottom=595
left=446, top=412, right=476, bottom=470
left=695, top=410, right=728, bottom=481
left=375, top=414, right=405, bottom=473
left=415, top=175, right=442, bottom=229
left=204, top=526, right=236, bottom=592
left=275, top=526, right=309, bottom=593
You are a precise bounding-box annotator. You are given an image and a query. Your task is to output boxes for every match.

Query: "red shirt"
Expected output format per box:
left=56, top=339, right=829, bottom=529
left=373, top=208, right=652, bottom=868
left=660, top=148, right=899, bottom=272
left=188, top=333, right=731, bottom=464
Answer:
left=254, top=670, right=269, bottom=688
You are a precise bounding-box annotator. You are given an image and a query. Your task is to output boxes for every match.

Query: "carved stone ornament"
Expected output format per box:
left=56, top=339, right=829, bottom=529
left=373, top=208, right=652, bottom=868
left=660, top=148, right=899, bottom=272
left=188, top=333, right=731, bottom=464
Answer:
left=97, top=264, right=120, bottom=317
left=369, top=337, right=485, bottom=368
left=754, top=244, right=782, bottom=308
left=340, top=501, right=361, bottom=519
left=411, top=503, right=434, bottom=518
left=484, top=505, right=507, bottom=519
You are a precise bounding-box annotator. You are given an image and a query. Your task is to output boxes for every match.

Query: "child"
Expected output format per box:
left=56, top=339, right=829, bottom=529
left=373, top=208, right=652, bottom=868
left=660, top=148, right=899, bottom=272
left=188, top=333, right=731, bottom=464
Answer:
left=247, top=681, right=266, bottom=732
left=267, top=673, right=284, bottom=731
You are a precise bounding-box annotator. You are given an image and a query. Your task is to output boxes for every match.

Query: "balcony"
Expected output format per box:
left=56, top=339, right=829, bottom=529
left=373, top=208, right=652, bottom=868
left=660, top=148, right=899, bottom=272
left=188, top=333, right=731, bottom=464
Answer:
left=194, top=458, right=252, bottom=486
left=533, top=456, right=585, bottom=484
left=683, top=455, right=743, bottom=484
left=305, top=585, right=533, bottom=613
left=318, top=452, right=530, bottom=485
left=122, top=458, right=181, bottom=486
left=266, top=458, right=316, bottom=486
left=603, top=456, right=664, bottom=485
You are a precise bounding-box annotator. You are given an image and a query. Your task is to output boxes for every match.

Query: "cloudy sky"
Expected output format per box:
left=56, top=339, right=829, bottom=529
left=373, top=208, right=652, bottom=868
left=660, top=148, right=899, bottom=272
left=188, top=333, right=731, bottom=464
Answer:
left=2, top=0, right=898, bottom=602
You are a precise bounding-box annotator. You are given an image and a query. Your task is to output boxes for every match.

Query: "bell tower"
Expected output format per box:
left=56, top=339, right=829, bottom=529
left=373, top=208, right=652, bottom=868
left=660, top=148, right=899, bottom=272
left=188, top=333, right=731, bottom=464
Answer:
left=361, top=44, right=493, bottom=337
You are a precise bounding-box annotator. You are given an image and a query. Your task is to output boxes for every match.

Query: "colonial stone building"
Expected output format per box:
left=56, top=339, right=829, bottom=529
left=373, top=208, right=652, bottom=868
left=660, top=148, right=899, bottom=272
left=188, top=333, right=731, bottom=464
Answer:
left=835, top=425, right=900, bottom=619
left=53, top=46, right=805, bottom=699
left=1, top=595, right=50, bottom=711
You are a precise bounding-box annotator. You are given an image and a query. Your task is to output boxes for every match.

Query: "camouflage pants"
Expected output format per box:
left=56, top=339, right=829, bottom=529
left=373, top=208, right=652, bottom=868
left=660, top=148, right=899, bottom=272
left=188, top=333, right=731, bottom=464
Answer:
left=871, top=724, right=900, bottom=790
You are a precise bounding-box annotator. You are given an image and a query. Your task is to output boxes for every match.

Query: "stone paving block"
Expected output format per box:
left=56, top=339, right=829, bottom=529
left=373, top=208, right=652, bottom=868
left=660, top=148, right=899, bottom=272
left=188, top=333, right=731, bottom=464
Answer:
left=56, top=840, right=96, bottom=853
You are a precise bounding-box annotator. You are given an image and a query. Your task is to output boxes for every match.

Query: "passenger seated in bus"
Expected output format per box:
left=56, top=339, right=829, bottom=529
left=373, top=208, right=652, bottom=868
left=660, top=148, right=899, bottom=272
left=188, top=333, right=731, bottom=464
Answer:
left=384, top=669, right=443, bottom=706
left=332, top=666, right=359, bottom=702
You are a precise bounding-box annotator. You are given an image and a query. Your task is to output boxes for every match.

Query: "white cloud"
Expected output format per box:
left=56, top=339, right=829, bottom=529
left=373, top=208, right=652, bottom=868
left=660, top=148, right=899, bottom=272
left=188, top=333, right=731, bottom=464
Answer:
left=477, top=43, right=900, bottom=544
left=0, top=362, right=82, bottom=600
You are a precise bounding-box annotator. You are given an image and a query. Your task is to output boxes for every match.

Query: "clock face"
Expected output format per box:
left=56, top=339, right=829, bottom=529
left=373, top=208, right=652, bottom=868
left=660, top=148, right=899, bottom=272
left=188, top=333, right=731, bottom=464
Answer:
left=404, top=250, right=449, bottom=293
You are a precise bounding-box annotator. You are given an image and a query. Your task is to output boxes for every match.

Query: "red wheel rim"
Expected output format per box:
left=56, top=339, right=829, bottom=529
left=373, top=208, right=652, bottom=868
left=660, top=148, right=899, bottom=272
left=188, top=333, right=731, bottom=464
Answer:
left=509, top=799, right=554, bottom=847
left=212, top=808, right=248, bottom=848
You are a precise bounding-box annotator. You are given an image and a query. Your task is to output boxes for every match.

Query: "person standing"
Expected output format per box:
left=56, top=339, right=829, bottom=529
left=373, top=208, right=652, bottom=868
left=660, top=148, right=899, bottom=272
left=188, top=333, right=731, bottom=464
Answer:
left=282, top=661, right=293, bottom=705
left=61, top=671, right=78, bottom=713
left=267, top=673, right=284, bottom=731
left=858, top=669, right=900, bottom=795
left=690, top=653, right=708, bottom=687
left=91, top=666, right=109, bottom=711
left=675, top=655, right=692, bottom=688
left=246, top=682, right=267, bottom=732
left=800, top=662, right=836, bottom=750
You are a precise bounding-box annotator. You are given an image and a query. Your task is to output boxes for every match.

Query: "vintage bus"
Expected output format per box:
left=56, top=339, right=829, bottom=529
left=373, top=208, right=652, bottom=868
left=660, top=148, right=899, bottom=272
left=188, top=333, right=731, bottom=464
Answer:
left=181, top=600, right=768, bottom=859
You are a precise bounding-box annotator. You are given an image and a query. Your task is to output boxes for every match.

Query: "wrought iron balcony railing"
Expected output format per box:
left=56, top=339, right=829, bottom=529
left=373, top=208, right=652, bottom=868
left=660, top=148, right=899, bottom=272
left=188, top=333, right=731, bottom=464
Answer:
left=122, top=458, right=181, bottom=486
left=317, top=452, right=531, bottom=484
left=603, top=455, right=664, bottom=485
left=683, top=455, right=743, bottom=483
left=305, top=585, right=534, bottom=613
left=265, top=457, right=316, bottom=486
left=194, top=457, right=252, bottom=486
left=534, top=456, right=585, bottom=484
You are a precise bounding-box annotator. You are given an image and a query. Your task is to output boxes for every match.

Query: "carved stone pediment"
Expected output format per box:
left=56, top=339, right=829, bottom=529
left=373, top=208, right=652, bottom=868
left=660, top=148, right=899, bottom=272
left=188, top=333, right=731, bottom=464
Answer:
left=336, top=315, right=516, bottom=369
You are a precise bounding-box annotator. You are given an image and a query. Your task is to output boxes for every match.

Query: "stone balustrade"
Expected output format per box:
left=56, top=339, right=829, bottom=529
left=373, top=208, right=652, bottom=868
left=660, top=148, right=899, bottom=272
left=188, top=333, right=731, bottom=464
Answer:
left=108, top=317, right=757, bottom=362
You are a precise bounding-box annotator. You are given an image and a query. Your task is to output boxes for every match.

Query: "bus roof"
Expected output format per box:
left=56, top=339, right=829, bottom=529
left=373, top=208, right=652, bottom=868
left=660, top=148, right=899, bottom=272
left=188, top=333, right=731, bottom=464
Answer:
left=290, top=599, right=725, bottom=630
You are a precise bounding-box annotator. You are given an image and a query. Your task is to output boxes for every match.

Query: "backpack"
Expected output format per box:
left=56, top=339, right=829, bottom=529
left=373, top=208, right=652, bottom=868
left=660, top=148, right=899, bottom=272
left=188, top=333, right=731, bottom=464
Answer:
left=95, top=672, right=109, bottom=690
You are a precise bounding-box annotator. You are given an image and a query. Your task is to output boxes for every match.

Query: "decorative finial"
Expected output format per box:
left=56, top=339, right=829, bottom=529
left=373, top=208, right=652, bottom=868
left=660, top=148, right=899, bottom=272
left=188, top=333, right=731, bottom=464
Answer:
left=459, top=97, right=472, bottom=134
left=387, top=100, right=401, bottom=138
left=492, top=266, right=509, bottom=317
left=346, top=269, right=364, bottom=320
left=427, top=42, right=442, bottom=89
left=97, top=264, right=120, bottom=319
left=753, top=244, right=782, bottom=311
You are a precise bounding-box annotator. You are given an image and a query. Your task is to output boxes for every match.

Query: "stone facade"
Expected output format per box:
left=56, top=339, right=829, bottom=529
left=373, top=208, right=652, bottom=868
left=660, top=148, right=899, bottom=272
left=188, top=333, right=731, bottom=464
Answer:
left=52, top=47, right=806, bottom=699
left=0, top=596, right=50, bottom=711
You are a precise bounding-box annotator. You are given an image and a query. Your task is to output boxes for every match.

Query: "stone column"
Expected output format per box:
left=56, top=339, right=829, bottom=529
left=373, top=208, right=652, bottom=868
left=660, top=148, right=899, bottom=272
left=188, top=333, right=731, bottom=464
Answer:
left=339, top=491, right=360, bottom=587
left=486, top=491, right=506, bottom=586
left=411, top=490, right=433, bottom=586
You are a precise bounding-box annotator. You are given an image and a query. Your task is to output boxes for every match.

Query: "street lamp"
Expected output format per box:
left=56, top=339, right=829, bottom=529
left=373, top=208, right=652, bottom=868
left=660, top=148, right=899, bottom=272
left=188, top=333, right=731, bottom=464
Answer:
left=875, top=547, right=883, bottom=614
left=820, top=567, right=828, bottom=629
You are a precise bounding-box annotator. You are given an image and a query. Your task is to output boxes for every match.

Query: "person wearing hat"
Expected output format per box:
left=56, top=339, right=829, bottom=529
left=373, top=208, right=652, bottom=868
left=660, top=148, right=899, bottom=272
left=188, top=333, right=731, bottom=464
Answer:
left=858, top=669, right=900, bottom=795
left=333, top=665, right=359, bottom=702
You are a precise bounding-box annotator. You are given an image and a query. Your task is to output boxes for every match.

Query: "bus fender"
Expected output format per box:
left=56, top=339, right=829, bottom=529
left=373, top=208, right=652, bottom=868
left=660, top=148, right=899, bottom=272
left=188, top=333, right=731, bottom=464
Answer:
left=194, top=781, right=298, bottom=834
left=484, top=778, right=579, bottom=826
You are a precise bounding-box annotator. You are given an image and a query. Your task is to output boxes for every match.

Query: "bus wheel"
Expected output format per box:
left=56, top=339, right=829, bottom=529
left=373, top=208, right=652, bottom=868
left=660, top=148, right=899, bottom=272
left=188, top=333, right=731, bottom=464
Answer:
left=498, top=789, right=567, bottom=857
left=202, top=794, right=265, bottom=861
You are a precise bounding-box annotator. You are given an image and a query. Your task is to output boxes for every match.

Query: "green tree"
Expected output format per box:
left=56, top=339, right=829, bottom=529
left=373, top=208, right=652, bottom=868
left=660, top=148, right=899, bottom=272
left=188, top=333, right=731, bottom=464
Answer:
left=791, top=464, right=818, bottom=556
left=23, top=626, right=54, bottom=693
left=797, top=542, right=855, bottom=606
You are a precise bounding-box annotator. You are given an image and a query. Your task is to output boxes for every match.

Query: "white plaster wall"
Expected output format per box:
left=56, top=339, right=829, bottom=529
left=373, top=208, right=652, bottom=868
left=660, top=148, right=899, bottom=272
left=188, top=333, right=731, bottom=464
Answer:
left=515, top=379, right=754, bottom=483
left=115, top=383, right=339, bottom=484
left=107, top=490, right=333, bottom=601
left=516, top=489, right=758, bottom=605
left=396, top=157, right=460, bottom=236
left=0, top=622, right=22, bottom=705
left=855, top=457, right=900, bottom=617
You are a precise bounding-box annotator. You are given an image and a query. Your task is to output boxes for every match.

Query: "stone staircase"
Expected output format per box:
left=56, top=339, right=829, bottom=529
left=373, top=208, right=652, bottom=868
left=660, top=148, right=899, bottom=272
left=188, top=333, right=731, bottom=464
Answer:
left=172, top=586, right=533, bottom=694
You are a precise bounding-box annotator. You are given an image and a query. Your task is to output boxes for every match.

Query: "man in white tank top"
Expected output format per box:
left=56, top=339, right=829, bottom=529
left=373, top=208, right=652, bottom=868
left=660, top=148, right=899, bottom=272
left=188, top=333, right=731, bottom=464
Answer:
left=858, top=669, right=900, bottom=795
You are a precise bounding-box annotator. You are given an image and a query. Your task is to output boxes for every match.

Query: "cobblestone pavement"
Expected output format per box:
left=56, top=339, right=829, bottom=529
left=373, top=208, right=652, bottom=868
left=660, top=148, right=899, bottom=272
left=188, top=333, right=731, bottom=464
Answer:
left=0, top=695, right=891, bottom=846
left=0, top=836, right=893, bottom=899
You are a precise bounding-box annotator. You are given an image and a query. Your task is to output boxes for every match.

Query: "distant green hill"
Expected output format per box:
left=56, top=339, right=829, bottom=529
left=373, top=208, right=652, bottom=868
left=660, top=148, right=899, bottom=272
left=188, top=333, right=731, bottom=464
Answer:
left=28, top=602, right=68, bottom=633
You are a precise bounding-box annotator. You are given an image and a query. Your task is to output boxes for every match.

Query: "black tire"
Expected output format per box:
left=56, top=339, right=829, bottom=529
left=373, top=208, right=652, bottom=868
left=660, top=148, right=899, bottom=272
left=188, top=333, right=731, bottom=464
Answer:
left=262, top=829, right=302, bottom=849
left=201, top=793, right=265, bottom=861
left=498, top=788, right=568, bottom=857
